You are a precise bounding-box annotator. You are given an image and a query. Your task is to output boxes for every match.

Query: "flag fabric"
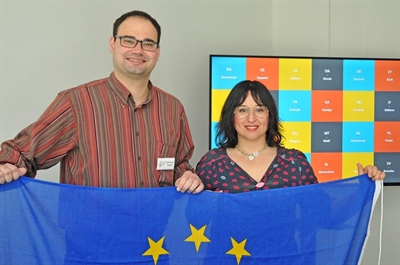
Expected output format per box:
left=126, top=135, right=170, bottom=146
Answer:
left=0, top=174, right=380, bottom=265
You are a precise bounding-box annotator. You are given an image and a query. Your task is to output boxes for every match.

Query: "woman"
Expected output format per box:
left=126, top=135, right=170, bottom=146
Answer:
left=196, top=80, right=385, bottom=193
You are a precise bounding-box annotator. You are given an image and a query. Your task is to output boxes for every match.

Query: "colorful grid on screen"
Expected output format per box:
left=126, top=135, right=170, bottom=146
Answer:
left=210, top=56, right=400, bottom=184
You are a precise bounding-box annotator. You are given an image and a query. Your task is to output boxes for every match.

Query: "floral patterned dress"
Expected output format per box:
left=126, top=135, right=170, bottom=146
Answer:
left=196, top=146, right=318, bottom=193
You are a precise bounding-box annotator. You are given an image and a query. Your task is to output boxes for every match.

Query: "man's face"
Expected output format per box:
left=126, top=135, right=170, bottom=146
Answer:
left=110, top=16, right=160, bottom=80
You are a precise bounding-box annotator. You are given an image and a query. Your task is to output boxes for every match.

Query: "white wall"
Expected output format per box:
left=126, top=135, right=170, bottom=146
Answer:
left=1, top=1, right=399, bottom=264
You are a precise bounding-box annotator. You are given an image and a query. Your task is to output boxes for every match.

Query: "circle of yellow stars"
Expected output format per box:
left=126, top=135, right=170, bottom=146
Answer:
left=142, top=223, right=251, bottom=265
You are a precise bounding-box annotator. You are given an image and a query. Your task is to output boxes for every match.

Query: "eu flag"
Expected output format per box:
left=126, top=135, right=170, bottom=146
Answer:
left=0, top=174, right=380, bottom=265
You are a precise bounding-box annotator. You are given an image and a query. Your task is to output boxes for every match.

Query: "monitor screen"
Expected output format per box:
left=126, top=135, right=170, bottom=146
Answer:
left=209, top=55, right=400, bottom=185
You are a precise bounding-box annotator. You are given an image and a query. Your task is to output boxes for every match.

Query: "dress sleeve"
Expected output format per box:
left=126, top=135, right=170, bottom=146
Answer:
left=195, top=152, right=214, bottom=190
left=295, top=150, right=319, bottom=185
left=0, top=92, right=77, bottom=177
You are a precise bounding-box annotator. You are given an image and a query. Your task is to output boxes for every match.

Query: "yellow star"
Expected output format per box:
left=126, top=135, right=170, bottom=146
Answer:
left=142, top=236, right=169, bottom=265
left=226, top=237, right=251, bottom=265
left=184, top=224, right=211, bottom=252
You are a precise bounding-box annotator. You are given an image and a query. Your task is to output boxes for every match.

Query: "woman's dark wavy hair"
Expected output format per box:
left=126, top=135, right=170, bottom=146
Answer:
left=112, top=10, right=161, bottom=44
left=216, top=80, right=284, bottom=148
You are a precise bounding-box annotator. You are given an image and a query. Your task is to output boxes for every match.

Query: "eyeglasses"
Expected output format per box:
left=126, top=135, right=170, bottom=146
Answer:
left=234, top=106, right=269, bottom=119
left=115, top=35, right=159, bottom=52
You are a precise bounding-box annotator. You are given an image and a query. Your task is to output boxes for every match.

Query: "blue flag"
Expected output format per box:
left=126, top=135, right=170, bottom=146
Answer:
left=0, top=174, right=380, bottom=265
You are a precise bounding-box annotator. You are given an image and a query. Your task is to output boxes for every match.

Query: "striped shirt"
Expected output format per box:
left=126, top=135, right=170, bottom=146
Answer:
left=0, top=73, right=195, bottom=188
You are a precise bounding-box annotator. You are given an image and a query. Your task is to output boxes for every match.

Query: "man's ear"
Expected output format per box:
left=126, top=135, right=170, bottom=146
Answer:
left=155, top=45, right=161, bottom=61
left=109, top=36, right=116, bottom=53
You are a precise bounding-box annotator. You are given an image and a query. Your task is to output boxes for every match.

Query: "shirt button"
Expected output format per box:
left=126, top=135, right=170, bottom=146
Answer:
left=138, top=156, right=141, bottom=161
left=140, top=181, right=144, bottom=187
left=135, top=132, right=139, bottom=136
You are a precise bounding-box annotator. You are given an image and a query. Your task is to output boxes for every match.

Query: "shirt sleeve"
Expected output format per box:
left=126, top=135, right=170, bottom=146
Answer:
left=173, top=108, right=195, bottom=180
left=0, top=92, right=77, bottom=177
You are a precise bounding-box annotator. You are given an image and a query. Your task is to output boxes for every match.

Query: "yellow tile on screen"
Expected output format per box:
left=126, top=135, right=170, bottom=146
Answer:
left=343, top=91, right=374, bottom=121
left=279, top=59, right=312, bottom=90
left=211, top=90, right=231, bottom=122
left=281, top=122, right=311, bottom=153
left=342, top=152, right=374, bottom=179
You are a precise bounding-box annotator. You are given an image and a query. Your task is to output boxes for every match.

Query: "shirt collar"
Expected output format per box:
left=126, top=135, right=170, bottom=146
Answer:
left=107, top=72, right=153, bottom=106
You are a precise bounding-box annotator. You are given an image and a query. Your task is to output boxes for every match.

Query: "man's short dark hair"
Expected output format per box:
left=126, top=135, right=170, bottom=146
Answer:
left=113, top=10, right=161, bottom=43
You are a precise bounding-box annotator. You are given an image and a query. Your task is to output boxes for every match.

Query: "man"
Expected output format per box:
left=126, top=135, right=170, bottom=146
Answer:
left=0, top=10, right=204, bottom=193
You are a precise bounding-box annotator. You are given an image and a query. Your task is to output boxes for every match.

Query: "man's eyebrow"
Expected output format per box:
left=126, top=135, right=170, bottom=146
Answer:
left=121, top=35, right=156, bottom=42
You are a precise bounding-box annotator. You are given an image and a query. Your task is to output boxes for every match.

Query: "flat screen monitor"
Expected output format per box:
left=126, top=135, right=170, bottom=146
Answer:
left=209, top=55, right=400, bottom=185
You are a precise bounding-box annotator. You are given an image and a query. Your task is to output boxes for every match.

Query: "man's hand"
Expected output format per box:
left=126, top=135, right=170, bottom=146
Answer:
left=0, top=163, right=27, bottom=184
left=357, top=163, right=386, bottom=181
left=175, top=171, right=204, bottom=194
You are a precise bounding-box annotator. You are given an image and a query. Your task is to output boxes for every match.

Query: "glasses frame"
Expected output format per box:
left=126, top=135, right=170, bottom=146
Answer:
left=114, top=35, right=159, bottom=52
left=234, top=105, right=269, bottom=119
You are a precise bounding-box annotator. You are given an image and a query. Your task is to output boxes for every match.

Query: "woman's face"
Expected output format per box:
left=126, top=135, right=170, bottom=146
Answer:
left=233, top=92, right=269, bottom=143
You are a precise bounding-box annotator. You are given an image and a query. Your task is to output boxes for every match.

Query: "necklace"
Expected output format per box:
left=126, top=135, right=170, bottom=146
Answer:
left=235, top=144, right=268, bottom=161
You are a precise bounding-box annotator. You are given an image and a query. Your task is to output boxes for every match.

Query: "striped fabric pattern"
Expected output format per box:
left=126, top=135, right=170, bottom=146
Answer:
left=0, top=73, right=195, bottom=188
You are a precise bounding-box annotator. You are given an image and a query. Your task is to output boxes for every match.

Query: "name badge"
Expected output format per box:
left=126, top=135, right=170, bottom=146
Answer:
left=157, top=158, right=175, bottom=170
